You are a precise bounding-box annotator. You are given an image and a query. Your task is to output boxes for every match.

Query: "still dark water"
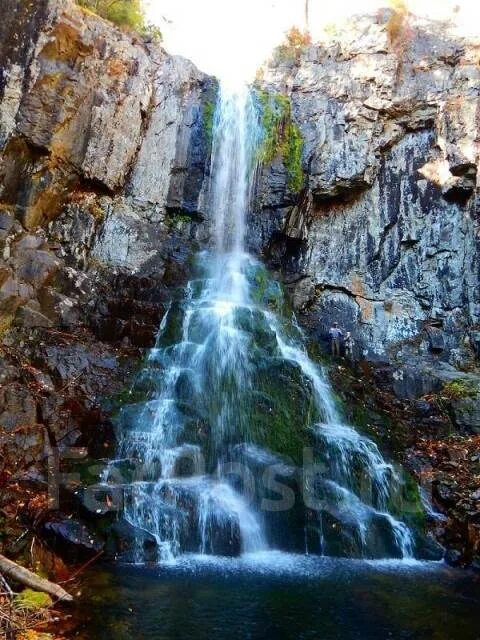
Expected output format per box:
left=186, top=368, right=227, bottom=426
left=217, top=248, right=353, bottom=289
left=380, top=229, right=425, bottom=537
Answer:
left=75, top=553, right=480, bottom=640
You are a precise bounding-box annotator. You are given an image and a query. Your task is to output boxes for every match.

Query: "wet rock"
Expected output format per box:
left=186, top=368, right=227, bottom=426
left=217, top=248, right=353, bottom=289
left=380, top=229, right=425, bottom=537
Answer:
left=444, top=547, right=463, bottom=567
left=415, top=532, right=444, bottom=562
left=252, top=358, right=314, bottom=462
left=76, top=484, right=123, bottom=517
left=42, top=519, right=104, bottom=561
left=106, top=519, right=157, bottom=562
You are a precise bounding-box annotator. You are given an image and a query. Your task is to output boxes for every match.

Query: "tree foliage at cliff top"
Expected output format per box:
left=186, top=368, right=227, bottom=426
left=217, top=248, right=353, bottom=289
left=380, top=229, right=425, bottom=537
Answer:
left=76, top=0, right=162, bottom=40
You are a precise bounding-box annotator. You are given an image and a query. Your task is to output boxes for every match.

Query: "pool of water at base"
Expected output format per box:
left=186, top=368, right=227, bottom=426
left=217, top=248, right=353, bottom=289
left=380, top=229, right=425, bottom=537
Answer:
left=75, top=552, right=480, bottom=640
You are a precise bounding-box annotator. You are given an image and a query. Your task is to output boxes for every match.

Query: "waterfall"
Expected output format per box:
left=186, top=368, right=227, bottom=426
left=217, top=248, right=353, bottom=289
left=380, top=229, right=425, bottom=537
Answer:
left=102, top=82, right=416, bottom=563
left=209, top=83, right=259, bottom=254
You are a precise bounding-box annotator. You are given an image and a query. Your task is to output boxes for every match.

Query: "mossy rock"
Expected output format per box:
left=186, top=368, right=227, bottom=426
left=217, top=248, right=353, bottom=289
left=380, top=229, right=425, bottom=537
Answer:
left=14, top=588, right=53, bottom=611
left=156, top=300, right=185, bottom=347
left=442, top=378, right=478, bottom=400
left=254, top=89, right=304, bottom=192
left=202, top=92, right=217, bottom=152
left=249, top=358, right=317, bottom=462
left=234, top=306, right=279, bottom=356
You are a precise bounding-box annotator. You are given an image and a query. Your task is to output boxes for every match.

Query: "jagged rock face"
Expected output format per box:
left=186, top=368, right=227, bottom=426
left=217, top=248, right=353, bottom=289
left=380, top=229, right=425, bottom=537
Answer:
left=0, top=0, right=215, bottom=496
left=252, top=13, right=480, bottom=367
left=0, top=0, right=214, bottom=250
left=0, top=0, right=215, bottom=339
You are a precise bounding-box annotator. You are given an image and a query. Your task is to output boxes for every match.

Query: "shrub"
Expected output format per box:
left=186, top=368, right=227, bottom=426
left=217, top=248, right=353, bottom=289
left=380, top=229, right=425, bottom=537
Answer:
left=76, top=0, right=162, bottom=40
left=285, top=26, right=312, bottom=48
left=442, top=379, right=478, bottom=400
left=385, top=0, right=411, bottom=51
left=271, top=26, right=311, bottom=66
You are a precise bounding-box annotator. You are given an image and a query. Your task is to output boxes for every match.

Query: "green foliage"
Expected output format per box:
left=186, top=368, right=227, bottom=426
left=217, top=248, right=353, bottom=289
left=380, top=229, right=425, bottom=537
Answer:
left=442, top=379, right=478, bottom=400
left=105, top=0, right=144, bottom=30
left=76, top=0, right=161, bottom=40
left=14, top=589, right=53, bottom=611
left=142, top=22, right=163, bottom=43
left=283, top=122, right=304, bottom=193
left=256, top=90, right=304, bottom=192
left=323, top=23, right=338, bottom=37
left=202, top=97, right=217, bottom=152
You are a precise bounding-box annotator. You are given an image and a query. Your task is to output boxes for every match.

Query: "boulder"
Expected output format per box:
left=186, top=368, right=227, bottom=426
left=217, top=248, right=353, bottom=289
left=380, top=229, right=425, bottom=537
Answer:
left=105, top=519, right=158, bottom=562
left=451, top=396, right=480, bottom=434
left=42, top=519, right=104, bottom=561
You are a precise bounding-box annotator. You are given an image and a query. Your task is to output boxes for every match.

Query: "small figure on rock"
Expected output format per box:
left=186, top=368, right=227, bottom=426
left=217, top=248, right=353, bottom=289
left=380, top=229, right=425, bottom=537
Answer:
left=344, top=331, right=355, bottom=360
left=329, top=322, right=343, bottom=357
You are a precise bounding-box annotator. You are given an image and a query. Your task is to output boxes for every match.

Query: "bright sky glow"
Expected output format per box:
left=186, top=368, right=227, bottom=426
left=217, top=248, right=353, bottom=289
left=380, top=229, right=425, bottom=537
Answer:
left=144, top=0, right=480, bottom=81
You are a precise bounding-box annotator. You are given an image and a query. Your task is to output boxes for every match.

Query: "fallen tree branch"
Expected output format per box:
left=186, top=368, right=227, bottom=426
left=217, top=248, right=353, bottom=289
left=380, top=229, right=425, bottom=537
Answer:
left=0, top=554, right=73, bottom=603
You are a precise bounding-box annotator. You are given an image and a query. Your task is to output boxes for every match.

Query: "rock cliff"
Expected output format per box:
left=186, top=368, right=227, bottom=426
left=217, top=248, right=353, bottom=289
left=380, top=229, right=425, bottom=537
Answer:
left=250, top=16, right=480, bottom=566
left=253, top=12, right=480, bottom=396
left=0, top=0, right=214, bottom=555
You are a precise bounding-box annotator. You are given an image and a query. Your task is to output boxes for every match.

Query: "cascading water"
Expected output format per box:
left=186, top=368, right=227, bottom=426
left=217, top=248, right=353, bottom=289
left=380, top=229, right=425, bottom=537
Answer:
left=101, top=81, right=418, bottom=563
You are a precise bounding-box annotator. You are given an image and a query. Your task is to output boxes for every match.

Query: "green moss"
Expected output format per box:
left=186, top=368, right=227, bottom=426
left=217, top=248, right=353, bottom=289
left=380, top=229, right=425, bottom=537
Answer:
left=249, top=360, right=318, bottom=463
left=442, top=379, right=478, bottom=400
left=283, top=122, right=304, bottom=192
left=255, top=90, right=304, bottom=192
left=14, top=588, right=53, bottom=611
left=203, top=97, right=217, bottom=152
left=247, top=261, right=285, bottom=312
left=165, top=212, right=196, bottom=229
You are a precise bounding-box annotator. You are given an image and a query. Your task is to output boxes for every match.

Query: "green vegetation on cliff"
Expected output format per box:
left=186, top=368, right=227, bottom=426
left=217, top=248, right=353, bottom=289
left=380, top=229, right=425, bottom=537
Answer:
left=256, top=90, right=304, bottom=193
left=202, top=85, right=219, bottom=153
left=76, top=0, right=162, bottom=41
left=441, top=379, right=478, bottom=400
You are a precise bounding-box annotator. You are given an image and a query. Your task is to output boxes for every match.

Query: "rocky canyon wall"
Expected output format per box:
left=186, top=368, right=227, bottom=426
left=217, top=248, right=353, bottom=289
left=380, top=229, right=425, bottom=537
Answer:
left=0, top=0, right=214, bottom=518
left=253, top=12, right=480, bottom=399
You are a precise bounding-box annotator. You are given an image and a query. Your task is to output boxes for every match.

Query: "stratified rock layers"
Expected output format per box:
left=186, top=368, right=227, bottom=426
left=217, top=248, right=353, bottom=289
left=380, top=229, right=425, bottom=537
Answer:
left=253, top=13, right=479, bottom=373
